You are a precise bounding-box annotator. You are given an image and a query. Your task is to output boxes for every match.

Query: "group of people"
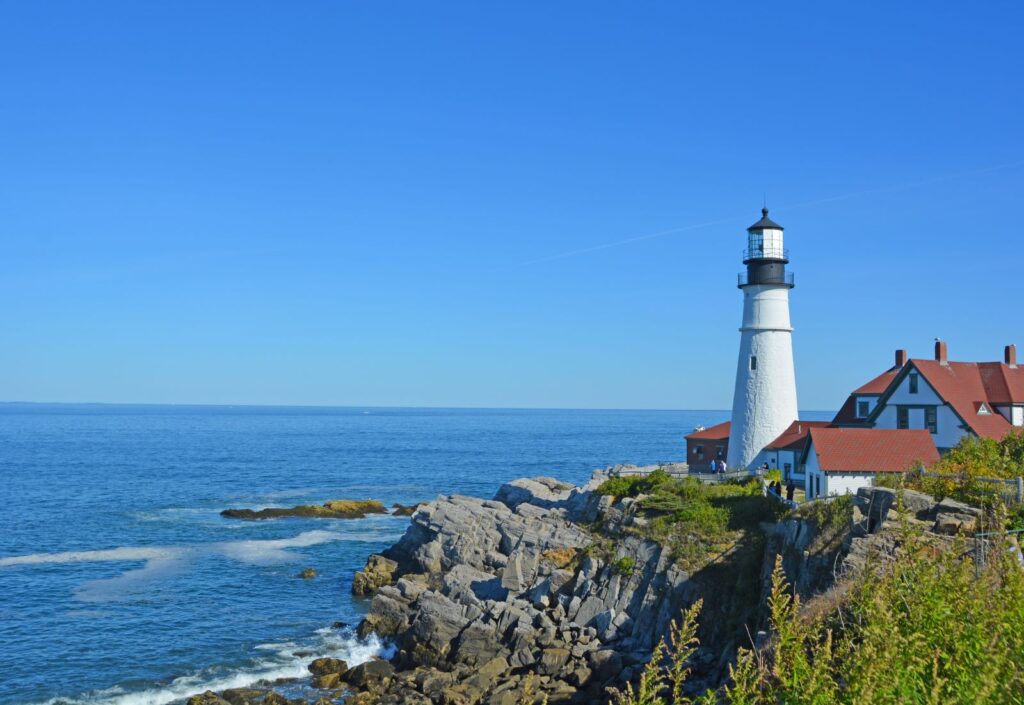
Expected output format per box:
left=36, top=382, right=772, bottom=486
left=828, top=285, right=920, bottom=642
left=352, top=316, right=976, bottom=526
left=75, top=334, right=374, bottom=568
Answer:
left=708, top=458, right=728, bottom=473
left=768, top=479, right=797, bottom=502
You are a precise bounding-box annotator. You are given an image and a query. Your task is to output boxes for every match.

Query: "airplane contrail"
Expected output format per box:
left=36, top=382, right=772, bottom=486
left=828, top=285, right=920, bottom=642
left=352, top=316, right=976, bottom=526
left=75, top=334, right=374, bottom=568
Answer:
left=502, top=158, right=1024, bottom=270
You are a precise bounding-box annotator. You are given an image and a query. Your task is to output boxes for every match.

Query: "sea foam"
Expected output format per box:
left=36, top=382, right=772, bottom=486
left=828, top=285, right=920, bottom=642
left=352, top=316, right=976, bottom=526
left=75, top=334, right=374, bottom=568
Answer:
left=32, top=632, right=390, bottom=705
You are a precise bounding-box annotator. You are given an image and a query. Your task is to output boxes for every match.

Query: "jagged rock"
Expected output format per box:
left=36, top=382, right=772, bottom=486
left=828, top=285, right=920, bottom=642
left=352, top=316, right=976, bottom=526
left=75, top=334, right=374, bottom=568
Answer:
left=298, top=567, right=317, bottom=579
left=346, top=694, right=379, bottom=705
left=309, top=656, right=348, bottom=677
left=538, top=647, right=571, bottom=675
left=221, top=500, right=387, bottom=520
left=259, top=694, right=289, bottom=705
left=353, top=554, right=399, bottom=596
left=345, top=658, right=395, bottom=688
left=588, top=649, right=623, bottom=682
left=219, top=689, right=265, bottom=705
left=443, top=564, right=504, bottom=604
left=187, top=692, right=232, bottom=705
left=311, top=672, right=340, bottom=689
left=393, top=502, right=424, bottom=516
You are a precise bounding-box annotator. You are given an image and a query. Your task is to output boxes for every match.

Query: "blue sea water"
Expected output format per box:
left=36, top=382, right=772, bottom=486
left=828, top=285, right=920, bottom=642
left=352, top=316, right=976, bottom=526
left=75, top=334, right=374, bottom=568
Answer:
left=0, top=404, right=739, bottom=705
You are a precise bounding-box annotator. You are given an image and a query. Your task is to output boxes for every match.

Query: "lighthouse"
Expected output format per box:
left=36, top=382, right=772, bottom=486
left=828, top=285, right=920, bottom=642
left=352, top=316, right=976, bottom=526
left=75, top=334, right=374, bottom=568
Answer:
left=726, top=208, right=799, bottom=471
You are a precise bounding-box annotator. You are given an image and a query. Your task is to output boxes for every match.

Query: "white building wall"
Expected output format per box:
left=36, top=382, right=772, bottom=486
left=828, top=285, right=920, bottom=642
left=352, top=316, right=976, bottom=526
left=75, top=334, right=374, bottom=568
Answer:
left=727, top=284, right=799, bottom=470
left=871, top=371, right=967, bottom=449
left=825, top=473, right=875, bottom=497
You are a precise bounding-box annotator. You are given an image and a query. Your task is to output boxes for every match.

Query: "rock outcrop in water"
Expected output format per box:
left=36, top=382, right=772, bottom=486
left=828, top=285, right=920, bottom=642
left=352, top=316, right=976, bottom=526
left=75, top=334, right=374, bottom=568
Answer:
left=221, top=499, right=388, bottom=520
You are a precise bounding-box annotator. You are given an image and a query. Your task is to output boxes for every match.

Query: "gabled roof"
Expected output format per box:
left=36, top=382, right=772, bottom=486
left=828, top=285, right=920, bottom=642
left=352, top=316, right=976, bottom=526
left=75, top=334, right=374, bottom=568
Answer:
left=685, top=421, right=730, bottom=441
left=832, top=366, right=903, bottom=425
left=764, top=420, right=832, bottom=450
left=909, top=359, right=1015, bottom=440
left=831, top=395, right=859, bottom=426
left=807, top=428, right=939, bottom=473
left=977, top=361, right=1024, bottom=405
left=852, top=367, right=901, bottom=395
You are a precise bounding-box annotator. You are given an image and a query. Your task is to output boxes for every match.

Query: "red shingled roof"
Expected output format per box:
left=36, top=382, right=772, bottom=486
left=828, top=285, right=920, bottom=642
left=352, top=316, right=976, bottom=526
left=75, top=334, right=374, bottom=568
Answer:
left=912, top=360, right=1016, bottom=440
left=764, top=420, right=832, bottom=450
left=808, top=428, right=939, bottom=473
left=685, top=421, right=730, bottom=441
left=852, top=367, right=901, bottom=395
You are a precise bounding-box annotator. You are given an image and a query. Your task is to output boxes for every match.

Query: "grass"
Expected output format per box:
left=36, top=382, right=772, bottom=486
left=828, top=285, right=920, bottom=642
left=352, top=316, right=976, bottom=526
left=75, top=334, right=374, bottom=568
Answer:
left=597, top=474, right=782, bottom=570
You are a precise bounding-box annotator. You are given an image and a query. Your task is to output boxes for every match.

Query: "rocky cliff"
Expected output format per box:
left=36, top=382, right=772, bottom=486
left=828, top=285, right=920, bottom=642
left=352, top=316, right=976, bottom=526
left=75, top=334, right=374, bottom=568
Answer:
left=189, top=473, right=984, bottom=705
left=343, top=473, right=774, bottom=704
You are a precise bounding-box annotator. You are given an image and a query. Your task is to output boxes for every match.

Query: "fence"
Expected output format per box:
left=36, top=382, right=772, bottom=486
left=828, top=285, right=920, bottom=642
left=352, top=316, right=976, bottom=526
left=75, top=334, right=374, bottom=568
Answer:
left=608, top=463, right=755, bottom=484
left=917, top=467, right=1024, bottom=505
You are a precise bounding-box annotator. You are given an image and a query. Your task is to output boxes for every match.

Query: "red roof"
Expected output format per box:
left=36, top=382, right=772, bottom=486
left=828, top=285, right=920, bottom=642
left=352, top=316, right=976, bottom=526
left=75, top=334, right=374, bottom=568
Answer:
left=685, top=421, right=730, bottom=441
left=764, top=420, right=832, bottom=450
left=852, top=367, right=901, bottom=395
left=807, top=428, right=939, bottom=473
left=911, top=359, right=1018, bottom=440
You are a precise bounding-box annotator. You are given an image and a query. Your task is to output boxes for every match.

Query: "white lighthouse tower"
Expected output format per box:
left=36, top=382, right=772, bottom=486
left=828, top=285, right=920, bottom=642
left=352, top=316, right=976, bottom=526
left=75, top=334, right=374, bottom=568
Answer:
left=726, top=208, right=799, bottom=471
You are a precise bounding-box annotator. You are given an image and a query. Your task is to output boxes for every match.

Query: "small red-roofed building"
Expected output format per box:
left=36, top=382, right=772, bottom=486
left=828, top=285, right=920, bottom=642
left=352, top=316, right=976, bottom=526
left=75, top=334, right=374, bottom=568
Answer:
left=802, top=427, right=940, bottom=499
left=684, top=421, right=731, bottom=472
left=754, top=420, right=832, bottom=484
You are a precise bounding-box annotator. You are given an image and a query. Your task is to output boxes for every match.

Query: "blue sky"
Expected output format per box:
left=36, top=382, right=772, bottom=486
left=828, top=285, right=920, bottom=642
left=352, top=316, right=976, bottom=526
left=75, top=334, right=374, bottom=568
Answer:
left=1, top=2, right=1022, bottom=409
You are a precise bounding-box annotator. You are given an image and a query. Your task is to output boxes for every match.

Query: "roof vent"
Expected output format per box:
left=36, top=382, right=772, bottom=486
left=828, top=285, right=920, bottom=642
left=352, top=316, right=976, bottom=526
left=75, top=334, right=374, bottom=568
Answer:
left=895, top=349, right=908, bottom=368
left=935, top=340, right=948, bottom=366
left=1007, top=344, right=1018, bottom=369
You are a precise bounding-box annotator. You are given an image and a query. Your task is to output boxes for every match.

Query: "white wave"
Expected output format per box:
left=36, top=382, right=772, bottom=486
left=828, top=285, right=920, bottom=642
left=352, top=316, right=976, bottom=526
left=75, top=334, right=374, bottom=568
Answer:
left=0, top=530, right=344, bottom=602
left=74, top=553, right=191, bottom=603
left=32, top=633, right=390, bottom=705
left=0, top=546, right=181, bottom=567
left=214, top=530, right=343, bottom=566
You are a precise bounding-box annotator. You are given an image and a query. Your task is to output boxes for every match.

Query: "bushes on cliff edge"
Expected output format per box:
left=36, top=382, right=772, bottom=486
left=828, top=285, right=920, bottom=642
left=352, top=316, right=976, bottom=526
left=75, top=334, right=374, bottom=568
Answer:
left=616, top=523, right=1024, bottom=705
left=888, top=430, right=1024, bottom=510
left=597, top=469, right=674, bottom=498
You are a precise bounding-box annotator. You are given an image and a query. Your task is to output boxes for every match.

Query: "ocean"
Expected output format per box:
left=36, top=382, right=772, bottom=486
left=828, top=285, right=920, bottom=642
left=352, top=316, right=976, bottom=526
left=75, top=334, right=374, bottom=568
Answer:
left=0, top=404, right=817, bottom=705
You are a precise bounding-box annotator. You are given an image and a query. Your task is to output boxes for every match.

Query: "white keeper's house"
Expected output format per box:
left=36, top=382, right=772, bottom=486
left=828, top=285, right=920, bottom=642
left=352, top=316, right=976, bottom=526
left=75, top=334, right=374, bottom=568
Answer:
left=832, top=341, right=1024, bottom=450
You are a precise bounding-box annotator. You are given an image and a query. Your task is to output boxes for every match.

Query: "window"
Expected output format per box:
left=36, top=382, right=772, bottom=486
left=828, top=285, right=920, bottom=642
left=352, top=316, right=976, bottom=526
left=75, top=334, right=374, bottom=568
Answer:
left=693, top=444, right=704, bottom=457
left=977, top=403, right=991, bottom=415
left=897, top=407, right=909, bottom=429
left=926, top=407, right=937, bottom=434
left=857, top=400, right=870, bottom=418
left=716, top=446, right=724, bottom=459
left=909, top=373, right=919, bottom=394
left=750, top=355, right=757, bottom=371
left=815, top=475, right=821, bottom=498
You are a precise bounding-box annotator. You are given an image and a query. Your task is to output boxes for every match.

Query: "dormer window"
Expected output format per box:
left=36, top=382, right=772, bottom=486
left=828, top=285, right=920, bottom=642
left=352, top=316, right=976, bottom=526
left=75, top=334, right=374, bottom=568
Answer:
left=909, top=373, right=919, bottom=394
left=857, top=400, right=870, bottom=418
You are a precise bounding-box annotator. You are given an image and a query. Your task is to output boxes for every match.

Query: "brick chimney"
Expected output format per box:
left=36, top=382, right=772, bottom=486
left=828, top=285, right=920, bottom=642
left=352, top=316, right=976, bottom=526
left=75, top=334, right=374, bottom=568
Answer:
left=935, top=340, right=948, bottom=365
left=1007, top=344, right=1018, bottom=369
left=895, top=349, right=908, bottom=368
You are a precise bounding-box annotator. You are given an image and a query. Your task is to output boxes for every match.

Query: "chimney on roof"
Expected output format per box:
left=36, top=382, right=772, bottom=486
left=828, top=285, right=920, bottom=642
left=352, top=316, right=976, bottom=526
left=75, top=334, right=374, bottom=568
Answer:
left=935, top=340, right=948, bottom=365
left=1007, top=344, right=1018, bottom=368
left=895, top=349, right=908, bottom=368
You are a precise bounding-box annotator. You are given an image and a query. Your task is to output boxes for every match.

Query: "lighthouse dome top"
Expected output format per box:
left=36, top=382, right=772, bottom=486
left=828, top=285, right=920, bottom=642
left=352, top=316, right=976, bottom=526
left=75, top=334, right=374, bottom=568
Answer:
left=747, top=208, right=784, bottom=232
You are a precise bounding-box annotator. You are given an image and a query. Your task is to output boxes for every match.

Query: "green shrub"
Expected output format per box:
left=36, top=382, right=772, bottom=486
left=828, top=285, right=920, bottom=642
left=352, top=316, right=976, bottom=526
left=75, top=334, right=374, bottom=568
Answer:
left=612, top=556, right=637, bottom=576
left=596, top=468, right=674, bottom=498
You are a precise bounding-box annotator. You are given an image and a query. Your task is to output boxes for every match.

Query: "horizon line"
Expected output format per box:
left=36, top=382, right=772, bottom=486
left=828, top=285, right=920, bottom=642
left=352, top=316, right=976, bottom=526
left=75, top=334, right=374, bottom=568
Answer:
left=0, top=400, right=837, bottom=414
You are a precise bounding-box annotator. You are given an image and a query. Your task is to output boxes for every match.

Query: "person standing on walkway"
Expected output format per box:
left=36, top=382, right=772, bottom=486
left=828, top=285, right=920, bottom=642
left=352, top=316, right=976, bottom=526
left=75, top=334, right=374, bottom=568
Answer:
left=786, top=480, right=795, bottom=502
